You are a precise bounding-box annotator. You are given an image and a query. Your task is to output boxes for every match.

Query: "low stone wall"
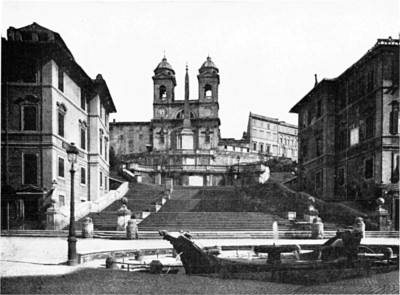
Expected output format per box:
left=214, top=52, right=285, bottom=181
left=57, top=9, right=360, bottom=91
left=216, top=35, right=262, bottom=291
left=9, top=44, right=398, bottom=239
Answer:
left=78, top=248, right=173, bottom=264
left=45, top=182, right=129, bottom=230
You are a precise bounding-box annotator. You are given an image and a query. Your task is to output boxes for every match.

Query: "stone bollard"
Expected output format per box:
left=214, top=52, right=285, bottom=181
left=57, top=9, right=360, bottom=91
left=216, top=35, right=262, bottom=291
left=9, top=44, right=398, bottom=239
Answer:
left=353, top=217, right=365, bottom=238
left=311, top=217, right=324, bottom=239
left=383, top=247, right=393, bottom=263
left=105, top=256, right=117, bottom=269
left=82, top=217, right=94, bottom=238
left=117, top=204, right=132, bottom=231
left=126, top=219, right=138, bottom=240
left=149, top=260, right=163, bottom=274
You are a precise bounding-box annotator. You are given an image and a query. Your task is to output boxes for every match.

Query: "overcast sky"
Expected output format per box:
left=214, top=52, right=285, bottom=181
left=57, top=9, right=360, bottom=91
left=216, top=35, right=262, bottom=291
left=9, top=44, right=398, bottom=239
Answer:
left=2, top=0, right=399, bottom=138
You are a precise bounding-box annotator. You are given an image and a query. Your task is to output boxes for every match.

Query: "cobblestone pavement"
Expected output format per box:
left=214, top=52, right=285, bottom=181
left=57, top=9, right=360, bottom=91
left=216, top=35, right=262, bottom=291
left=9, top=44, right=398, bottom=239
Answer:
left=1, top=237, right=399, bottom=294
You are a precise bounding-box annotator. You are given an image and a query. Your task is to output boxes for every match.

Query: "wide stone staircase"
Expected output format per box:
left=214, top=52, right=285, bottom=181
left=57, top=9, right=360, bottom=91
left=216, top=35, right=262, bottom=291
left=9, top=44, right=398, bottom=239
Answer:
left=138, top=186, right=292, bottom=232
left=74, top=183, right=164, bottom=231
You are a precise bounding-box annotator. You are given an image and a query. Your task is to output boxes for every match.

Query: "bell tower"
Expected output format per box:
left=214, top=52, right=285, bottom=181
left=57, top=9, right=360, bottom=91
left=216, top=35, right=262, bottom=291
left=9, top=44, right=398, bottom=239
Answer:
left=152, top=56, right=176, bottom=105
left=198, top=56, right=220, bottom=102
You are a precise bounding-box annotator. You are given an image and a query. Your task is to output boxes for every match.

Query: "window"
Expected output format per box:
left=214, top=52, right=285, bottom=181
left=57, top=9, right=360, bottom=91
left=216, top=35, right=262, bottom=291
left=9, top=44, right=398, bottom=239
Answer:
left=100, top=171, right=103, bottom=188
left=315, top=171, right=323, bottom=190
left=253, top=142, right=257, bottom=151
left=259, top=143, right=264, bottom=152
left=338, top=129, right=347, bottom=151
left=105, top=140, right=108, bottom=161
left=22, top=105, right=37, bottom=131
left=58, top=69, right=64, bottom=92
left=390, top=101, right=399, bottom=135
left=80, top=167, right=86, bottom=185
left=266, top=145, right=270, bottom=154
left=337, top=167, right=345, bottom=186
left=301, top=143, right=308, bottom=159
left=364, top=158, right=374, bottom=179
left=58, top=112, right=65, bottom=137
left=105, top=176, right=108, bottom=191
left=100, top=136, right=103, bottom=155
left=316, top=100, right=322, bottom=118
left=316, top=138, right=323, bottom=157
left=80, top=128, right=86, bottom=150
left=367, top=70, right=374, bottom=92
left=59, top=195, right=65, bottom=207
left=350, top=127, right=359, bottom=146
left=391, top=154, right=399, bottom=183
left=23, top=154, right=37, bottom=185
left=80, top=90, right=86, bottom=111
left=205, top=84, right=212, bottom=98
left=366, top=115, right=374, bottom=139
left=58, top=157, right=65, bottom=178
left=176, top=110, right=194, bottom=119
left=159, top=85, right=167, bottom=99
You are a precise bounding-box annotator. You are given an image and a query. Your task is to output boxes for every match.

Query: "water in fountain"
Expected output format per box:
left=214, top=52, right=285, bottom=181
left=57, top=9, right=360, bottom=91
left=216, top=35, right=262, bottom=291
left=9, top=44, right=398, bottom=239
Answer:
left=272, top=220, right=279, bottom=242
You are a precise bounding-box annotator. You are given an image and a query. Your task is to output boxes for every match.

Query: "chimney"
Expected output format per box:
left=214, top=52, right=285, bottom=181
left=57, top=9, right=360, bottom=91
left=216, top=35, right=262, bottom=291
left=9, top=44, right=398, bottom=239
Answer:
left=314, top=74, right=318, bottom=86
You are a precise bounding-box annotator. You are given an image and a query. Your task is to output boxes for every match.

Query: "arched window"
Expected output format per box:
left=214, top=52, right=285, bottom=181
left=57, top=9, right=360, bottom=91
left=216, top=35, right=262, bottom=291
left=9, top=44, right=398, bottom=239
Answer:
left=176, top=110, right=195, bottom=119
left=159, top=85, right=167, bottom=100
left=205, top=84, right=212, bottom=98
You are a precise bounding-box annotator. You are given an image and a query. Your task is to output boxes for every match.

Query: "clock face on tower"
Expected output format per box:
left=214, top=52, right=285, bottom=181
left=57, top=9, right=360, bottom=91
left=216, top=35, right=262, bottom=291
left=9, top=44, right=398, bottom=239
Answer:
left=158, top=107, right=167, bottom=118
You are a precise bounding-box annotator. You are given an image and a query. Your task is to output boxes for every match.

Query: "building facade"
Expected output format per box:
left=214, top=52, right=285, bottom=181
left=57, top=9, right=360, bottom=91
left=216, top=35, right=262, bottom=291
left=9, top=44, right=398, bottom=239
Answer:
left=290, top=38, right=399, bottom=229
left=111, top=57, right=268, bottom=186
left=1, top=23, right=116, bottom=229
left=246, top=113, right=298, bottom=160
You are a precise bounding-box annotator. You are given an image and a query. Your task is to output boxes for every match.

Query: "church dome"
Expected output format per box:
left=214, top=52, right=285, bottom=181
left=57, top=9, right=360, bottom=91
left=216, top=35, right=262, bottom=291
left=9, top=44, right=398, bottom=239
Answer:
left=154, top=57, right=175, bottom=74
left=199, top=56, right=219, bottom=73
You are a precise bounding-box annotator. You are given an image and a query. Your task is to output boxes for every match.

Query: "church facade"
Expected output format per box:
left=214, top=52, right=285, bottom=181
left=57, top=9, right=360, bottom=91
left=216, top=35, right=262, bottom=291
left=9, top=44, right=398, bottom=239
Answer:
left=110, top=57, right=268, bottom=186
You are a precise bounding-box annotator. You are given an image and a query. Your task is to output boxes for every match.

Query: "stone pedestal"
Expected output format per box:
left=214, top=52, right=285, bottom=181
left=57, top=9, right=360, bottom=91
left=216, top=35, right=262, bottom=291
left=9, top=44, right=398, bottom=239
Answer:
left=181, top=128, right=194, bottom=150
left=311, top=217, right=324, bottom=239
left=82, top=217, right=94, bottom=238
left=304, top=203, right=319, bottom=223
left=117, top=205, right=132, bottom=231
left=165, top=178, right=173, bottom=192
left=126, top=219, right=138, bottom=240
left=374, top=198, right=392, bottom=231
left=45, top=206, right=64, bottom=230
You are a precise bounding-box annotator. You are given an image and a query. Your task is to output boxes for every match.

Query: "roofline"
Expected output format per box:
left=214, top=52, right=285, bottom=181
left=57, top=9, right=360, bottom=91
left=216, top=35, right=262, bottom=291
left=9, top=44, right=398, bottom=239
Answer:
left=110, top=121, right=151, bottom=126
left=289, top=78, right=336, bottom=113
left=249, top=112, right=297, bottom=128
left=290, top=37, right=399, bottom=114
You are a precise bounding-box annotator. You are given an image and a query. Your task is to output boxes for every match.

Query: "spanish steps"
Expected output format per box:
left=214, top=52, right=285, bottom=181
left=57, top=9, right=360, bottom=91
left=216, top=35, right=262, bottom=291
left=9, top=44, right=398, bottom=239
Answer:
left=73, top=177, right=341, bottom=232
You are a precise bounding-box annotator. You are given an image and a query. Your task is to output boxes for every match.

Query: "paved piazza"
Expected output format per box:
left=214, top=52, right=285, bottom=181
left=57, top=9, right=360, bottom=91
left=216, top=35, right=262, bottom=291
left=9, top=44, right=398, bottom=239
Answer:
left=1, top=237, right=399, bottom=294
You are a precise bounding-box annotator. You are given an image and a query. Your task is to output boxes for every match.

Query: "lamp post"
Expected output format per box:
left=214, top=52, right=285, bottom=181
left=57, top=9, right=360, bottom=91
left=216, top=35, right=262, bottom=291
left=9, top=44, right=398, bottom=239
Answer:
left=237, top=155, right=240, bottom=185
left=66, top=142, right=79, bottom=266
